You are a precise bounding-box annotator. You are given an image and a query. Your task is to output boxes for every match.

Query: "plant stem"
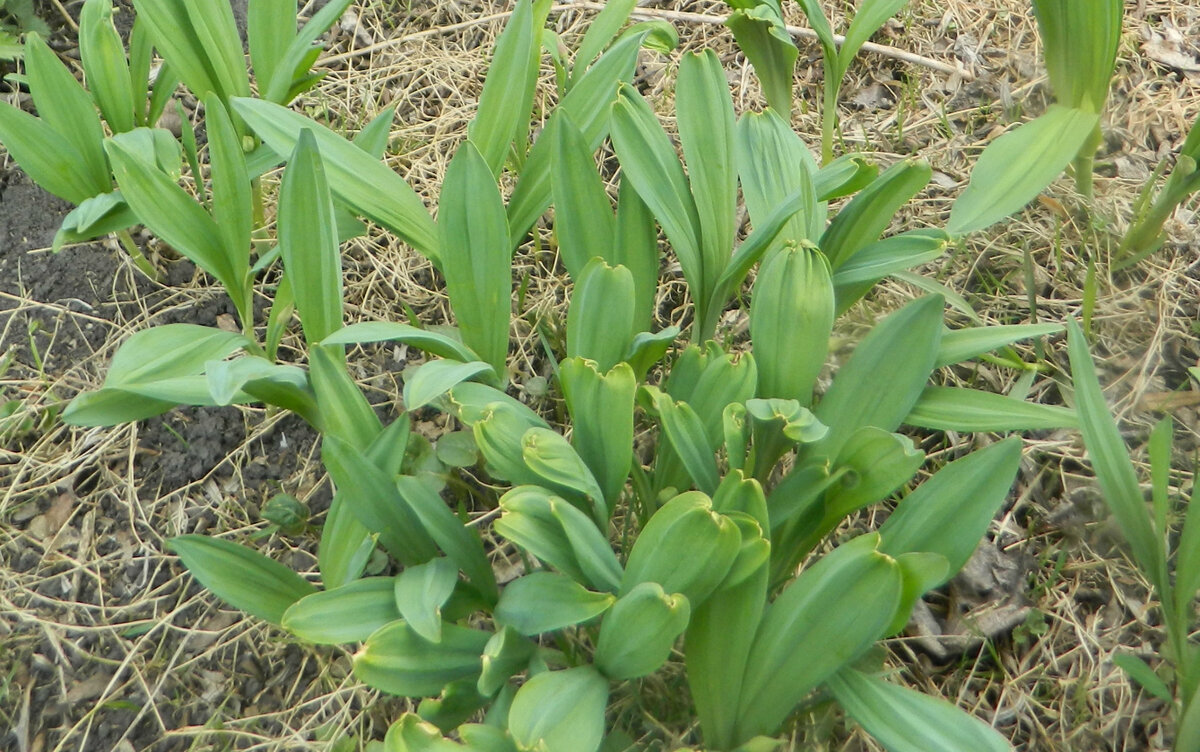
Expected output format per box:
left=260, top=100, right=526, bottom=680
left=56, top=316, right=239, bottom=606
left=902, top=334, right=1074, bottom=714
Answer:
left=821, top=77, right=838, bottom=165
left=1072, top=123, right=1103, bottom=201
left=116, top=229, right=163, bottom=282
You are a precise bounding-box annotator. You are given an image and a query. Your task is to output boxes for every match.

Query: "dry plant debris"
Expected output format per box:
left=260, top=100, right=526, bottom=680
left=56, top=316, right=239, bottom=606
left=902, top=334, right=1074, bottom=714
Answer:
left=0, top=0, right=1197, bottom=750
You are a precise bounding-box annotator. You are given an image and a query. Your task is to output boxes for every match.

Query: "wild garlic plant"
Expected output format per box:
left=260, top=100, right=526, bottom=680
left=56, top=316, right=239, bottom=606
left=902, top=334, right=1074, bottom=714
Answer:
left=56, top=1, right=1085, bottom=750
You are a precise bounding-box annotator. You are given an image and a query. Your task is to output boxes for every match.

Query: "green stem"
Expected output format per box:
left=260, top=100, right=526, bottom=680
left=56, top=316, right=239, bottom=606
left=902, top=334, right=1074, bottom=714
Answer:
left=1073, top=123, right=1103, bottom=201
left=820, top=75, right=838, bottom=165
left=116, top=229, right=162, bottom=282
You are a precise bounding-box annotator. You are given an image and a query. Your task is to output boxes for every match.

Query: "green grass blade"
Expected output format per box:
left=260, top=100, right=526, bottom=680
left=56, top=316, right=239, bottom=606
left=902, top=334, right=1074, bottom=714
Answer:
left=264, top=0, right=353, bottom=103
left=178, top=0, right=250, bottom=101
left=232, top=97, right=439, bottom=262
left=1067, top=318, right=1166, bottom=591
left=934, top=322, right=1063, bottom=367
left=947, top=106, right=1100, bottom=236
left=573, top=0, right=635, bottom=78
left=439, top=142, right=513, bottom=376
left=904, top=387, right=1078, bottom=432
left=131, top=0, right=219, bottom=99
left=278, top=129, right=343, bottom=346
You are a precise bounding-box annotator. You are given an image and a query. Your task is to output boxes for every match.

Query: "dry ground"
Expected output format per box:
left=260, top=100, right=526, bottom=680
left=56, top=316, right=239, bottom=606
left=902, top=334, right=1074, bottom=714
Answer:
left=1, top=0, right=1199, bottom=749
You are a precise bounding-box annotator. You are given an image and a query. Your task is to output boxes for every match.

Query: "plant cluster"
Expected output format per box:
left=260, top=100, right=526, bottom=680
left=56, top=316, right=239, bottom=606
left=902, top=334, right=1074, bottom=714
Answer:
left=1, top=0, right=1197, bottom=750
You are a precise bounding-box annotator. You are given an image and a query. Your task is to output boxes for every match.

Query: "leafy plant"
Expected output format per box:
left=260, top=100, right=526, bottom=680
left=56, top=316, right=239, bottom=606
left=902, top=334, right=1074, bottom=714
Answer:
left=948, top=1, right=1122, bottom=234
left=1120, top=115, right=1200, bottom=261
left=1067, top=318, right=1200, bottom=751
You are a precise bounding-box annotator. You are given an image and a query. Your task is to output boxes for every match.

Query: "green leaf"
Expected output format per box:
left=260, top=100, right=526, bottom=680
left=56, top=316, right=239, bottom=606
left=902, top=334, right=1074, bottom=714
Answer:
left=232, top=97, right=439, bottom=261
left=725, top=3, right=798, bottom=116
left=596, top=582, right=690, bottom=679
left=436, top=431, right=479, bottom=469
left=948, top=106, right=1101, bottom=235
left=1067, top=318, right=1166, bottom=592
left=107, top=324, right=248, bottom=387
left=521, top=427, right=609, bottom=523
left=468, top=0, right=539, bottom=176
left=384, top=714, right=466, bottom=752
left=278, top=128, right=343, bottom=345
left=439, top=142, right=512, bottom=376
left=394, top=558, right=458, bottom=643
left=318, top=493, right=376, bottom=589
left=613, top=175, right=661, bottom=334
left=323, top=435, right=440, bottom=565
left=644, top=388, right=720, bottom=495
left=736, top=109, right=819, bottom=248
left=495, top=571, right=615, bottom=635
left=479, top=628, right=536, bottom=698
left=813, top=295, right=943, bottom=459
left=838, top=0, right=910, bottom=73
left=621, top=491, right=741, bottom=607
left=1032, top=0, right=1122, bottom=112
left=323, top=322, right=479, bottom=363
left=1175, top=479, right=1200, bottom=627
left=678, top=50, right=738, bottom=307
left=878, top=438, right=1021, bottom=581
left=404, top=360, right=497, bottom=411
left=248, top=0, right=296, bottom=97
left=833, top=229, right=950, bottom=314
left=572, top=0, right=636, bottom=77
left=736, top=534, right=901, bottom=741
left=205, top=94, right=253, bottom=302
left=24, top=33, right=110, bottom=194
left=309, top=345, right=381, bottom=449
left=821, top=158, right=931, bottom=270
left=551, top=115, right=615, bottom=278
left=263, top=0, right=353, bottom=104
left=0, top=102, right=101, bottom=203
left=559, top=359, right=636, bottom=510
left=904, top=386, right=1078, bottom=432
left=815, top=154, right=878, bottom=201
left=53, top=191, right=137, bottom=253
left=167, top=535, right=315, bottom=625
left=934, top=323, right=1064, bottom=367
left=750, top=243, right=834, bottom=404
left=495, top=486, right=623, bottom=592
left=825, top=428, right=924, bottom=520
left=282, top=577, right=399, bottom=644
left=567, top=259, right=635, bottom=371
left=826, top=667, right=1013, bottom=752
left=79, top=0, right=136, bottom=134
left=1112, top=653, right=1174, bottom=703
left=354, top=621, right=491, bottom=697
left=508, top=667, right=609, bottom=752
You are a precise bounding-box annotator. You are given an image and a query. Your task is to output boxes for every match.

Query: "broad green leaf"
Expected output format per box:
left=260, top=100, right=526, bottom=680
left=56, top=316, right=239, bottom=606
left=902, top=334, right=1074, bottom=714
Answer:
left=1067, top=318, right=1166, bottom=592
left=621, top=491, right=741, bottom=607
left=385, top=714, right=466, bottom=752
left=678, top=50, right=738, bottom=306
left=815, top=154, right=878, bottom=201
left=232, top=97, right=439, bottom=261
left=404, top=360, right=497, bottom=411
left=61, top=386, right=194, bottom=427
left=436, top=431, right=479, bottom=469
left=522, top=427, right=609, bottom=523
left=878, top=438, right=1021, bottom=581
left=1175, top=478, right=1200, bottom=627
left=105, top=324, right=248, bottom=386
left=309, top=345, right=381, bottom=449
left=625, top=327, right=679, bottom=383
left=440, top=142, right=512, bottom=375
left=559, top=359, right=636, bottom=509
left=725, top=2, right=798, bottom=115
left=0, top=102, right=103, bottom=203
left=248, top=0, right=296, bottom=96
left=567, top=259, right=635, bottom=371
left=644, top=388, right=720, bottom=495
left=205, top=95, right=253, bottom=306
left=355, top=106, right=397, bottom=160
left=736, top=109, right=818, bottom=248
left=905, top=387, right=1078, bottom=432
left=494, top=571, right=614, bottom=635
left=495, top=486, right=623, bottom=592
left=204, top=357, right=316, bottom=419
left=508, top=667, right=609, bottom=752
left=813, top=295, right=943, bottom=459
left=934, top=323, right=1064, bottom=367
left=751, top=243, right=834, bottom=405
left=885, top=551, right=950, bottom=636
left=318, top=493, right=376, bottom=588
left=129, top=0, right=217, bottom=100
left=507, top=29, right=642, bottom=244
left=80, top=0, right=136, bottom=133
left=947, top=106, right=1101, bottom=236
left=825, top=428, right=924, bottom=520
left=479, top=627, right=536, bottom=698
left=167, top=535, right=315, bottom=625
left=355, top=621, right=491, bottom=697
left=596, top=582, right=690, bottom=679
left=826, top=667, right=1013, bottom=752
left=820, top=158, right=931, bottom=270
left=736, top=534, right=901, bottom=741
left=323, top=322, right=479, bottom=363
left=52, top=191, right=137, bottom=253
left=323, top=435, right=440, bottom=565
left=394, top=558, right=458, bottom=643
left=613, top=176, right=660, bottom=334
left=282, top=577, right=400, bottom=644
left=468, top=0, right=538, bottom=176
left=179, top=0, right=251, bottom=101
left=394, top=475, right=498, bottom=603
left=278, top=128, right=343, bottom=345
left=551, top=115, right=615, bottom=278
left=25, top=33, right=109, bottom=193
left=1032, top=0, right=1122, bottom=113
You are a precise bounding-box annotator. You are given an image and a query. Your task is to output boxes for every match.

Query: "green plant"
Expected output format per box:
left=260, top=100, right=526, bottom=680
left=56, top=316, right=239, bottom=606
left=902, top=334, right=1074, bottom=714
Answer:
left=57, top=4, right=1080, bottom=749
left=1120, top=115, right=1200, bottom=261
left=0, top=0, right=47, bottom=60
left=1067, top=319, right=1200, bottom=751
left=947, top=1, right=1122, bottom=234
